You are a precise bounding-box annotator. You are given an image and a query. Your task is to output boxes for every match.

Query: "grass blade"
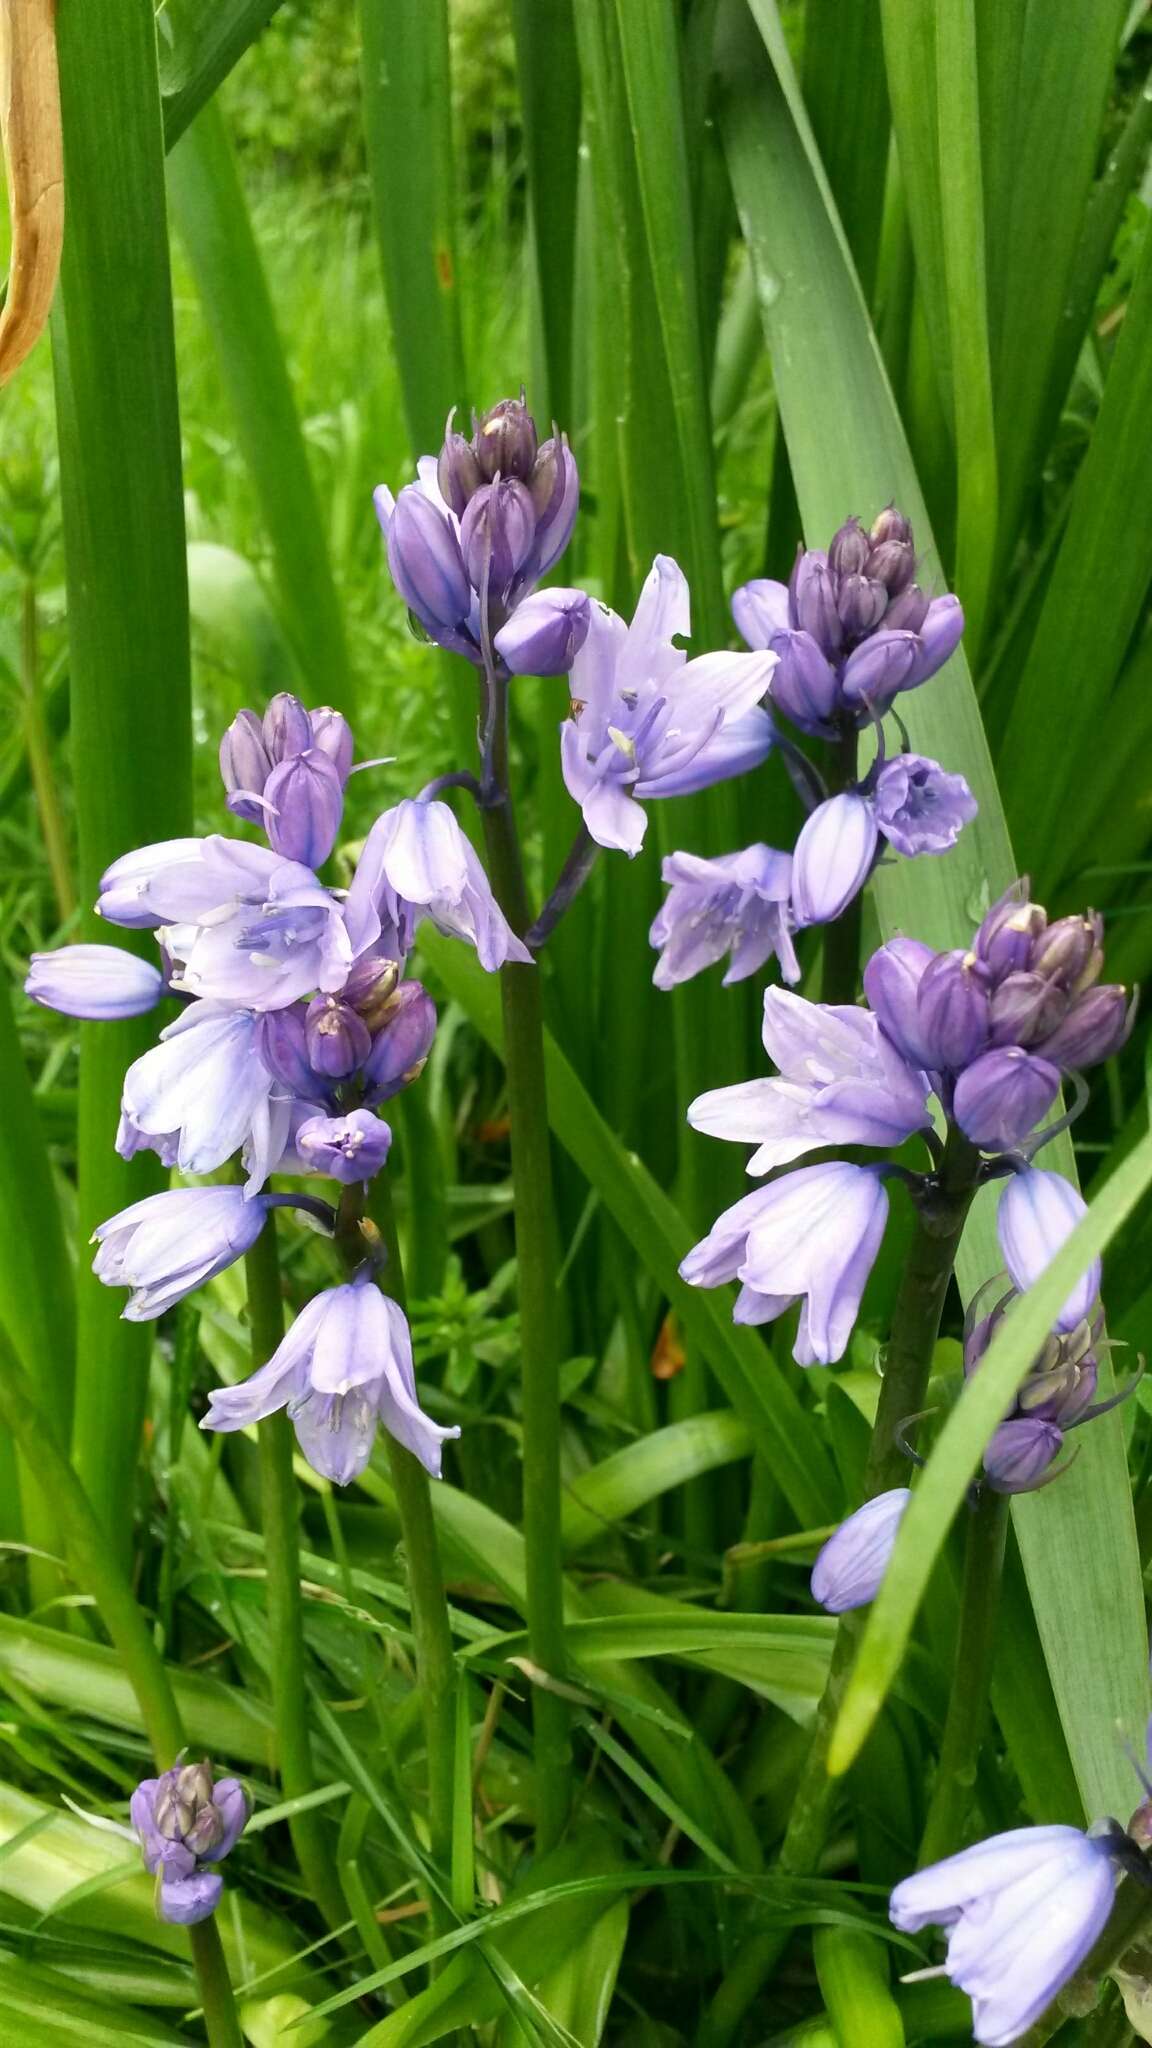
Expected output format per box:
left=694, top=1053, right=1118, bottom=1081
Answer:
left=158, top=0, right=284, bottom=151
left=509, top=0, right=581, bottom=423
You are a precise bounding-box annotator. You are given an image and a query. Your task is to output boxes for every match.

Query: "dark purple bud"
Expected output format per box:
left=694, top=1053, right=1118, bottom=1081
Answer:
left=867, top=537, right=916, bottom=594
left=529, top=433, right=580, bottom=578
left=973, top=882, right=1045, bottom=980
left=863, top=936, right=938, bottom=1067
left=1035, top=985, right=1133, bottom=1069
left=262, top=692, right=313, bottom=764
left=343, top=952, right=402, bottom=1030
left=364, top=980, right=438, bottom=1103
left=460, top=478, right=536, bottom=597
left=305, top=994, right=373, bottom=1079
left=1018, top=1327, right=1098, bottom=1426
left=827, top=518, right=870, bottom=578
left=264, top=748, right=344, bottom=869
left=255, top=1009, right=318, bottom=1102
left=952, top=1047, right=1061, bottom=1151
left=296, top=1108, right=393, bottom=1184
left=768, top=630, right=841, bottom=733
left=789, top=554, right=843, bottom=656
left=917, top=949, right=991, bottom=1070
left=309, top=707, right=354, bottom=785
left=983, top=1417, right=1064, bottom=1493
left=1029, top=914, right=1102, bottom=991
left=386, top=483, right=472, bottom=633
left=869, top=505, right=913, bottom=548
left=473, top=395, right=539, bottom=483
left=219, top=710, right=271, bottom=823
left=836, top=572, right=888, bottom=638
left=904, top=594, right=964, bottom=687
left=493, top=588, right=591, bottom=675
left=437, top=418, right=482, bottom=516
left=988, top=971, right=1068, bottom=1048
left=839, top=629, right=919, bottom=711
left=882, top=583, right=930, bottom=633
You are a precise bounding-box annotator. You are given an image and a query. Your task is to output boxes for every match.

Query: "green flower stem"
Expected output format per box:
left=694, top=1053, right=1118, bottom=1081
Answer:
left=360, top=1176, right=460, bottom=1935
left=779, top=1127, right=981, bottom=1875
left=187, top=1917, right=245, bottom=2048
left=819, top=724, right=862, bottom=1005
left=917, top=1487, right=1009, bottom=1866
left=478, top=663, right=570, bottom=1854
left=244, top=1213, right=345, bottom=1930
left=21, top=580, right=75, bottom=925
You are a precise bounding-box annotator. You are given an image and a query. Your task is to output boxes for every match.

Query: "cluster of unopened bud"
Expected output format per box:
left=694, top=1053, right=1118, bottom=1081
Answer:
left=131, top=1758, right=249, bottom=1926
left=966, top=1295, right=1115, bottom=1494
left=219, top=691, right=353, bottom=869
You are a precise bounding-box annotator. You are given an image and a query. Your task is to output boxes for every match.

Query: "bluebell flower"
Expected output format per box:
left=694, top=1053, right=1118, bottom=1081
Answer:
left=679, top=1160, right=890, bottom=1365
left=965, top=1293, right=1126, bottom=1494
left=494, top=587, right=592, bottom=676
left=952, top=1047, right=1061, bottom=1153
left=202, top=1270, right=458, bottom=1483
left=93, top=1187, right=269, bottom=1321
left=791, top=792, right=878, bottom=927
left=344, top=798, right=531, bottom=971
left=811, top=1489, right=911, bottom=1613
left=872, top=753, right=977, bottom=857
left=687, top=987, right=930, bottom=1175
left=25, top=943, right=165, bottom=1020
left=890, top=1825, right=1117, bottom=2044
left=295, top=1108, right=393, bottom=1184
left=132, top=1761, right=248, bottom=1926
left=559, top=555, right=776, bottom=855
left=648, top=845, right=799, bottom=991
left=996, top=1168, right=1101, bottom=1334
left=116, top=1000, right=290, bottom=1194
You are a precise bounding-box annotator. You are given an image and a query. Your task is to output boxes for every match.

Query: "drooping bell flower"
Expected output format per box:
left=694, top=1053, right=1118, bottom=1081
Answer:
left=811, top=1489, right=911, bottom=1613
left=344, top=798, right=531, bottom=971
left=648, top=845, right=799, bottom=991
left=131, top=1761, right=249, bottom=1926
left=25, top=943, right=166, bottom=1020
left=93, top=1187, right=270, bottom=1321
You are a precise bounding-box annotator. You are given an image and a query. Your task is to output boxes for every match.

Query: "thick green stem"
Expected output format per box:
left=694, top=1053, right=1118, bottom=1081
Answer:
left=918, top=1489, right=1009, bottom=1865
left=819, top=725, right=862, bottom=1005
left=779, top=1127, right=981, bottom=1874
left=21, top=581, right=75, bottom=925
left=364, top=1177, right=460, bottom=1934
left=245, top=1216, right=345, bottom=1929
left=187, top=1917, right=244, bottom=2048
left=478, top=667, right=570, bottom=1853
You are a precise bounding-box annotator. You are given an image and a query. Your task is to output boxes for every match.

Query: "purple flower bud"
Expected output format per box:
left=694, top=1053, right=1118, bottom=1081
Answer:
left=731, top=578, right=791, bottom=649
left=826, top=517, right=870, bottom=578
left=973, top=882, right=1046, bottom=980
left=26, top=944, right=165, bottom=1020
left=132, top=1762, right=249, bottom=1925
left=997, top=1168, right=1101, bottom=1333
left=789, top=554, right=843, bottom=656
left=437, top=419, right=482, bottom=515
left=473, top=394, right=538, bottom=483
left=254, top=1006, right=314, bottom=1093
left=917, top=949, right=991, bottom=1070
left=296, top=1108, right=393, bottom=1183
left=309, top=707, right=354, bottom=784
left=836, top=572, right=888, bottom=638
left=460, top=478, right=536, bottom=598
left=810, top=1488, right=911, bottom=1613
left=305, top=994, right=373, bottom=1079
left=264, top=748, right=344, bottom=869
left=1030, top=913, right=1102, bottom=991
left=952, top=1047, right=1061, bottom=1151
left=529, top=433, right=580, bottom=578
left=93, top=1187, right=270, bottom=1321
left=768, top=630, right=841, bottom=733
left=839, top=628, right=919, bottom=710
left=494, top=587, right=591, bottom=675
left=343, top=952, right=403, bottom=1028
left=983, top=1417, right=1065, bottom=1493
left=219, top=709, right=272, bottom=822
left=882, top=582, right=930, bottom=633
left=904, top=593, right=964, bottom=687
left=867, top=537, right=915, bottom=594
left=873, top=754, right=977, bottom=858
left=869, top=506, right=913, bottom=547
left=386, top=482, right=472, bottom=636
left=988, top=970, right=1068, bottom=1048
left=864, top=936, right=937, bottom=1068
left=364, top=980, right=438, bottom=1103
left=1036, top=984, right=1133, bottom=1069
left=262, top=692, right=313, bottom=764
left=791, top=792, right=879, bottom=928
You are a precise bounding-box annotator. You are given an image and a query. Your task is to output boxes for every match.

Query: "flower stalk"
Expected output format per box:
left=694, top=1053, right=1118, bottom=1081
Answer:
left=917, top=1486, right=1010, bottom=1866
left=187, top=1918, right=245, bottom=2048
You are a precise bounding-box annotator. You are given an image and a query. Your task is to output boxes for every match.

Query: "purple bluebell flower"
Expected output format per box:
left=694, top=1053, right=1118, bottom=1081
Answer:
left=263, top=692, right=314, bottom=763
left=25, top=944, right=165, bottom=1020
left=264, top=748, right=344, bottom=869
left=952, top=1047, right=1062, bottom=1152
left=872, top=754, right=977, bottom=857
left=688, top=987, right=930, bottom=1175
left=93, top=1186, right=269, bottom=1321
left=460, top=477, right=536, bottom=601
left=862, top=936, right=938, bottom=1067
left=1036, top=985, right=1134, bottom=1069
left=981, top=1417, right=1066, bottom=1493
left=790, top=792, right=879, bottom=927
left=560, top=555, right=776, bottom=855
left=131, top=1761, right=248, bottom=1926
left=98, top=837, right=352, bottom=1011
left=202, top=1269, right=458, bottom=1483
left=304, top=994, right=373, bottom=1080
left=363, top=981, right=438, bottom=1102
left=680, top=1160, right=890, bottom=1365
left=219, top=709, right=273, bottom=823
left=996, top=1168, right=1101, bottom=1332
left=494, top=588, right=592, bottom=676
left=471, top=393, right=538, bottom=482
left=116, top=1000, right=290, bottom=1194
left=221, top=697, right=353, bottom=834
left=889, top=1825, right=1116, bottom=2044
left=308, top=706, right=354, bottom=784
left=967, top=884, right=1131, bottom=1069
left=296, top=1109, right=393, bottom=1184
left=648, top=845, right=799, bottom=991
left=916, top=950, right=992, bottom=1070
left=375, top=473, right=477, bottom=660
left=344, top=799, right=531, bottom=971
left=811, top=1489, right=911, bottom=1613
left=967, top=1294, right=1127, bottom=1494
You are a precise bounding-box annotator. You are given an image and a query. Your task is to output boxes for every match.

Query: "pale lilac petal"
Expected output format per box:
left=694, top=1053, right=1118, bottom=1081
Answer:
left=811, top=1489, right=911, bottom=1613
left=997, top=1170, right=1101, bottom=1332
left=791, top=792, right=879, bottom=927
left=731, top=578, right=791, bottom=647
left=26, top=945, right=164, bottom=1020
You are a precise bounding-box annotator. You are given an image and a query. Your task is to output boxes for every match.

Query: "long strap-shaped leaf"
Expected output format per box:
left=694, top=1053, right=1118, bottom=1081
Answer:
left=717, top=0, right=1147, bottom=1818
left=157, top=0, right=283, bottom=150
left=52, top=0, right=193, bottom=1557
